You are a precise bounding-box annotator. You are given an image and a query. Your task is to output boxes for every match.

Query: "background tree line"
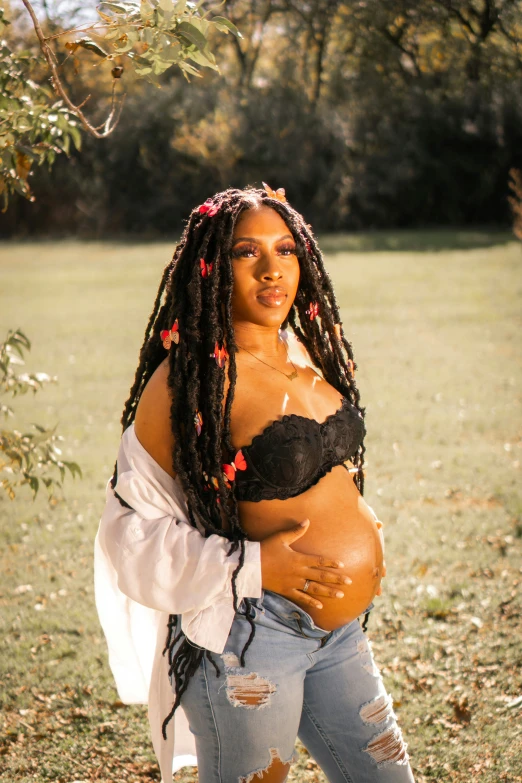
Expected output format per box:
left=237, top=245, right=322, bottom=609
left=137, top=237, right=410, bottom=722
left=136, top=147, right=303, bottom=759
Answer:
left=2, top=0, right=522, bottom=236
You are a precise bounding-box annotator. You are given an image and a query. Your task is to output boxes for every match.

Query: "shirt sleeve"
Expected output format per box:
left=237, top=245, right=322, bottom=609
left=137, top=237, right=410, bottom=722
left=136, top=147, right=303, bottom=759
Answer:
left=96, top=431, right=262, bottom=619
left=98, top=490, right=261, bottom=617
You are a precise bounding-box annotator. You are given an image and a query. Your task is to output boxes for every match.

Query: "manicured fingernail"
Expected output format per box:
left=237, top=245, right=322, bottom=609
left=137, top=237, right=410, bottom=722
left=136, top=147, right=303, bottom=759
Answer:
left=343, top=577, right=352, bottom=585
left=316, top=602, right=323, bottom=609
left=336, top=591, right=344, bottom=598
left=337, top=562, right=344, bottom=568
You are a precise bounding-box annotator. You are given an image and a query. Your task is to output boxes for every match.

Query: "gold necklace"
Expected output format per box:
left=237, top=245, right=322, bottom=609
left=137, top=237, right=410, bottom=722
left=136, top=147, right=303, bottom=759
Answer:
left=236, top=339, right=299, bottom=381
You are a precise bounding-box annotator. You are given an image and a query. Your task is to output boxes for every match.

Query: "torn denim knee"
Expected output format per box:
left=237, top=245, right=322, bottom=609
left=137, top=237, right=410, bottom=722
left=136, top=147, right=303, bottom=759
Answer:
left=239, top=746, right=297, bottom=783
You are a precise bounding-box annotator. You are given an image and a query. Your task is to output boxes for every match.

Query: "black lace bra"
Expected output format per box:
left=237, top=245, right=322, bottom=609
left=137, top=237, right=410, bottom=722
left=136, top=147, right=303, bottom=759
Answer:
left=233, top=397, right=365, bottom=502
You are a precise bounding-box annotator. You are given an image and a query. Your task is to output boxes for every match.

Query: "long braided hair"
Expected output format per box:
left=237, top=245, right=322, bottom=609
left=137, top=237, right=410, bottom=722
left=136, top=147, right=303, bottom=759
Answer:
left=111, top=186, right=366, bottom=738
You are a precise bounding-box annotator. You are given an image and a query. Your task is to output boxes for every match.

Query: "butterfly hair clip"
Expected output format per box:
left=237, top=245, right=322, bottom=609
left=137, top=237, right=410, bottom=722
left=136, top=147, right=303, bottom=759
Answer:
left=200, top=258, right=213, bottom=278
left=210, top=341, right=228, bottom=368
left=198, top=198, right=220, bottom=217
left=194, top=410, right=203, bottom=436
left=222, top=450, right=247, bottom=487
left=306, top=301, right=319, bottom=321
left=262, top=182, right=287, bottom=203
left=160, top=319, right=179, bottom=349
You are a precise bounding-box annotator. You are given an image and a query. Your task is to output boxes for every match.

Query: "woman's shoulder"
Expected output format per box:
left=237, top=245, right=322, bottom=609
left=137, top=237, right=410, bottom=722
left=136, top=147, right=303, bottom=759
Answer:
left=134, top=359, right=177, bottom=478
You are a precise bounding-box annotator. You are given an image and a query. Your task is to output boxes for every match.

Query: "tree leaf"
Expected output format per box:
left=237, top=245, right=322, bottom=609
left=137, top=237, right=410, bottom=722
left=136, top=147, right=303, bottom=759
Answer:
left=159, top=42, right=182, bottom=63
left=69, top=125, right=82, bottom=151
left=157, top=0, right=174, bottom=24
left=99, top=2, right=129, bottom=14
left=176, top=21, right=209, bottom=51
left=178, top=60, right=202, bottom=77
left=59, top=134, right=70, bottom=155
left=187, top=48, right=218, bottom=70
left=70, top=38, right=109, bottom=58
left=152, top=58, right=172, bottom=74
left=103, top=28, right=122, bottom=40
left=211, top=16, right=241, bottom=38
left=140, top=0, right=154, bottom=21
left=63, top=460, right=82, bottom=479
left=27, top=474, right=39, bottom=496
left=141, top=26, right=154, bottom=46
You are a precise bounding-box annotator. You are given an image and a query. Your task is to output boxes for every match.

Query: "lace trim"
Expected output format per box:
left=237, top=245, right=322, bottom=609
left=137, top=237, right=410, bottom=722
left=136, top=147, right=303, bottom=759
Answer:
left=239, top=396, right=349, bottom=453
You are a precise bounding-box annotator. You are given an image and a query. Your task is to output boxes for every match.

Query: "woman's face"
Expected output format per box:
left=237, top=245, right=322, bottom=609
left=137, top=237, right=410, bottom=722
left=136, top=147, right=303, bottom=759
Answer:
left=230, top=205, right=300, bottom=328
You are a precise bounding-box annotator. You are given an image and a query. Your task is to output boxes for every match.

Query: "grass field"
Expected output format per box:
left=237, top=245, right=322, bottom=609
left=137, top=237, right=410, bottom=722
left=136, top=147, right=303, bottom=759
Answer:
left=1, top=231, right=521, bottom=782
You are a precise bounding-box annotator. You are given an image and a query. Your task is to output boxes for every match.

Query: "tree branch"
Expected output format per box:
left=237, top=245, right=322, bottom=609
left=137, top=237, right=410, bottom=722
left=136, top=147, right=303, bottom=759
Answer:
left=20, top=0, right=123, bottom=138
left=435, top=0, right=478, bottom=41
left=379, top=25, right=422, bottom=79
left=497, top=14, right=522, bottom=46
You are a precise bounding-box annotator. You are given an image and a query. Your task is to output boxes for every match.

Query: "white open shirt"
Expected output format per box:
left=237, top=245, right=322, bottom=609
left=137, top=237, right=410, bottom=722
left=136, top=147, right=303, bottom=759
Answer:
left=94, top=423, right=262, bottom=783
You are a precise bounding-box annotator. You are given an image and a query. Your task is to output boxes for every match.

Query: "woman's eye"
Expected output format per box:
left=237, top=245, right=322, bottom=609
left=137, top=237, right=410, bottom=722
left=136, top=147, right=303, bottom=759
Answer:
left=232, top=246, right=257, bottom=258
left=232, top=244, right=296, bottom=259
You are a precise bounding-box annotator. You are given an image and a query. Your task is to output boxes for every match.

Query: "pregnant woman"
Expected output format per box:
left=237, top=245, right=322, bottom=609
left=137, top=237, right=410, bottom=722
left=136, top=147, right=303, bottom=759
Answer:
left=95, top=185, right=415, bottom=783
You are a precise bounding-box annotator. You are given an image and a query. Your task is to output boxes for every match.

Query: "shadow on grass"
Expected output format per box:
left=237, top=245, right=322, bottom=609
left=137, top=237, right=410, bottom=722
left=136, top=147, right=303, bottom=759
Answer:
left=317, top=228, right=516, bottom=253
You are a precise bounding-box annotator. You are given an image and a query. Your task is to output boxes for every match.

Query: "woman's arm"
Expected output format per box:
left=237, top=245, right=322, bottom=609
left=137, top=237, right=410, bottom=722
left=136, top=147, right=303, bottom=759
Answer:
left=97, top=359, right=261, bottom=615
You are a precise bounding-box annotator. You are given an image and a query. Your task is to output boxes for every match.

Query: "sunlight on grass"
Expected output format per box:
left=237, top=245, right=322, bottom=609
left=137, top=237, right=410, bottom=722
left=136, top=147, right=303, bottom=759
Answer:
left=0, top=232, right=521, bottom=782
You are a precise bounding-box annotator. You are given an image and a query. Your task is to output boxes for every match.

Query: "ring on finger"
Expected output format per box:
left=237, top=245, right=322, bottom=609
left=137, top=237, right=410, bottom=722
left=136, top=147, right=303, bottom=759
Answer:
left=303, top=579, right=311, bottom=593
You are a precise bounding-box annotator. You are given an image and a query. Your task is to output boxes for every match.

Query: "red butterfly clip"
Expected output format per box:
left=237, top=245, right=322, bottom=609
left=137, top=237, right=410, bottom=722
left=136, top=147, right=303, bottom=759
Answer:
left=160, top=319, right=179, bottom=349
left=210, top=341, right=228, bottom=368
left=198, top=198, right=220, bottom=217
left=222, top=450, right=247, bottom=483
left=200, top=258, right=213, bottom=278
left=306, top=302, right=319, bottom=321
left=194, top=410, right=203, bottom=436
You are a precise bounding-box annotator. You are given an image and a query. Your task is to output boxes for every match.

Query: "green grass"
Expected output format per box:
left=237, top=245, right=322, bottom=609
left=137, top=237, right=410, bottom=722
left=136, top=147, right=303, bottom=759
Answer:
left=0, top=231, right=521, bottom=783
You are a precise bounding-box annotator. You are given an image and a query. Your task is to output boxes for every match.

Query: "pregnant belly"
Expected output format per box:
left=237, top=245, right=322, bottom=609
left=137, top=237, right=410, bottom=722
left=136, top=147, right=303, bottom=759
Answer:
left=238, top=464, right=384, bottom=631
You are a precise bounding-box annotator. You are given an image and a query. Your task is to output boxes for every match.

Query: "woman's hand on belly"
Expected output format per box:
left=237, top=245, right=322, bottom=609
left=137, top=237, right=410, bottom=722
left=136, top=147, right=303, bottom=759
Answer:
left=260, top=518, right=351, bottom=611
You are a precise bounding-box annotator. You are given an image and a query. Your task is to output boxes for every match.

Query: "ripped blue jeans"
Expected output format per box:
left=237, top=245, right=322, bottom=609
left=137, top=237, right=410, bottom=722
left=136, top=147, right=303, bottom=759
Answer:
left=174, top=591, right=415, bottom=783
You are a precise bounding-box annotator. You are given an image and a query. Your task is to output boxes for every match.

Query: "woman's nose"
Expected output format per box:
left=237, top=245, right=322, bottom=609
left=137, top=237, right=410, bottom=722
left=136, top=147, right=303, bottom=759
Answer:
left=259, top=251, right=283, bottom=280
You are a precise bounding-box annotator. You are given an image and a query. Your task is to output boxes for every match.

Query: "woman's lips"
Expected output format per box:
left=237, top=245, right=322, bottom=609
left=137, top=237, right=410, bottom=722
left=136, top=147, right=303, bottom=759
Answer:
left=256, top=288, right=287, bottom=307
